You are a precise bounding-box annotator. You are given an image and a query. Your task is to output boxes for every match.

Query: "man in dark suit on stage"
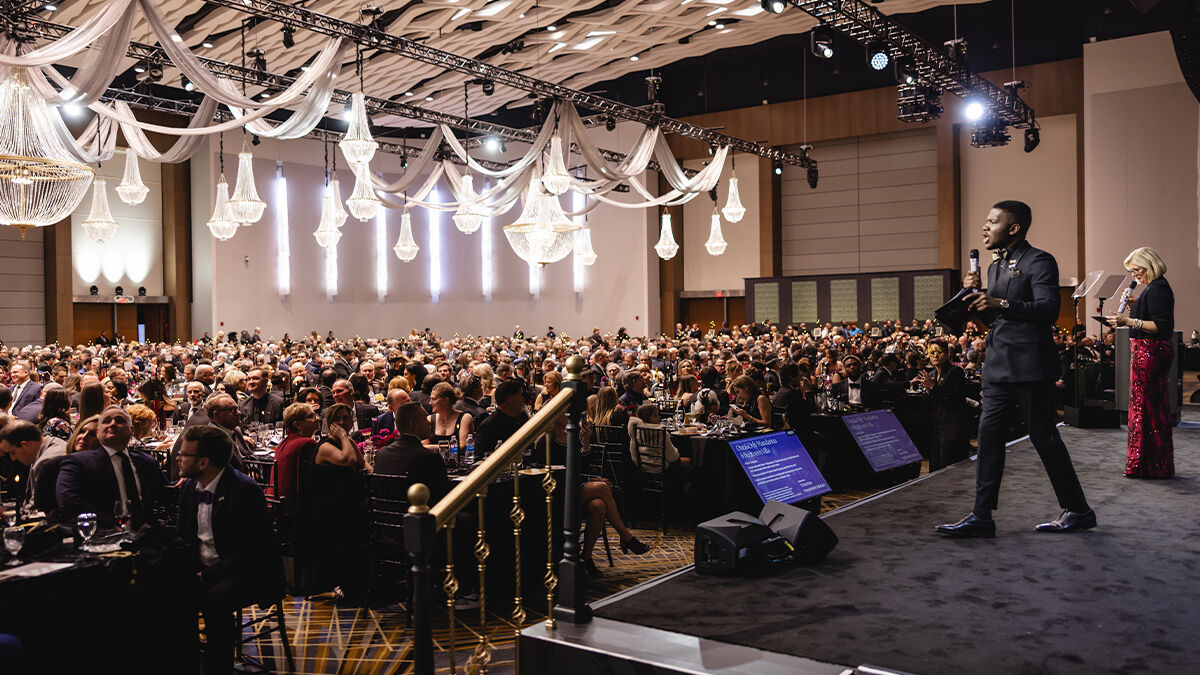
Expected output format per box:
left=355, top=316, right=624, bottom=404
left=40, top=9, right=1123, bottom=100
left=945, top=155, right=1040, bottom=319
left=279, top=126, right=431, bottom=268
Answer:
left=176, top=425, right=283, bottom=675
left=373, top=402, right=451, bottom=506
left=56, top=405, right=166, bottom=528
left=937, top=200, right=1095, bottom=538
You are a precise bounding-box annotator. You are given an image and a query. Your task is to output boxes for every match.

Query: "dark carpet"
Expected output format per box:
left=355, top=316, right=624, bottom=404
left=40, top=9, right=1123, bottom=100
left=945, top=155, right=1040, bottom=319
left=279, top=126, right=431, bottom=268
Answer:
left=596, top=413, right=1200, bottom=675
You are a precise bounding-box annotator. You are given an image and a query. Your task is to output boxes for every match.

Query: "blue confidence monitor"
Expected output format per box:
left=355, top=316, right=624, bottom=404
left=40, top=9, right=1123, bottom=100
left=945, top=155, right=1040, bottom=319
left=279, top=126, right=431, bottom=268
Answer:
left=728, top=431, right=831, bottom=505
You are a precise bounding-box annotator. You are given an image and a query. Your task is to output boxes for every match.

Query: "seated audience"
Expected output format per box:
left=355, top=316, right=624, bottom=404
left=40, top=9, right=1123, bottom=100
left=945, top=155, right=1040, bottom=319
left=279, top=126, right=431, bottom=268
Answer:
left=0, top=420, right=67, bottom=518
left=374, top=402, right=451, bottom=506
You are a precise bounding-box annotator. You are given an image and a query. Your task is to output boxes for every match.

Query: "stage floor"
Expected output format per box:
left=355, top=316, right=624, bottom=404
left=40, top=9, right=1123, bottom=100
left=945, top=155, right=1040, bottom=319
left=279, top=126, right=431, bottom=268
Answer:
left=594, top=411, right=1200, bottom=674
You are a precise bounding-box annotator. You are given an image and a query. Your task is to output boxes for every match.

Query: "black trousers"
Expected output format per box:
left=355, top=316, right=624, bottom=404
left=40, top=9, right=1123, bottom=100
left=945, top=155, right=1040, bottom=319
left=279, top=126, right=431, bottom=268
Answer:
left=974, top=380, right=1088, bottom=516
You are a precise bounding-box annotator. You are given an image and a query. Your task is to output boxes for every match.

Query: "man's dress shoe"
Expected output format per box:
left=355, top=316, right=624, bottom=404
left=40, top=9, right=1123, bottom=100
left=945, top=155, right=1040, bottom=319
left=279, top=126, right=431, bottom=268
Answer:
left=935, top=513, right=996, bottom=538
left=1035, top=509, right=1097, bottom=533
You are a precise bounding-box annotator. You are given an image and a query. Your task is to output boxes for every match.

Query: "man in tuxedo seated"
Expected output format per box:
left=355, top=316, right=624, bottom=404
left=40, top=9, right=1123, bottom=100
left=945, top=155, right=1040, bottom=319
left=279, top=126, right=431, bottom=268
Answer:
left=370, top=388, right=411, bottom=437
left=173, top=381, right=210, bottom=427
left=176, top=425, right=283, bottom=675
left=870, top=353, right=907, bottom=407
left=830, top=355, right=875, bottom=408
left=374, top=402, right=451, bottom=506
left=56, top=405, right=166, bottom=528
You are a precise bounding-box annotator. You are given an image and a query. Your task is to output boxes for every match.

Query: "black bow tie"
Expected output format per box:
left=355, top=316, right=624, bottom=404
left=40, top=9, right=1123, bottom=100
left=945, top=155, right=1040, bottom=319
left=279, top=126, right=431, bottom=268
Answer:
left=196, top=490, right=213, bottom=505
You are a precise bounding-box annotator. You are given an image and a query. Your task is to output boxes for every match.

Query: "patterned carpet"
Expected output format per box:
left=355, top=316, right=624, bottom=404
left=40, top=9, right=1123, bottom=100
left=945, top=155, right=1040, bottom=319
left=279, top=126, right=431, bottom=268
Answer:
left=238, top=486, right=885, bottom=674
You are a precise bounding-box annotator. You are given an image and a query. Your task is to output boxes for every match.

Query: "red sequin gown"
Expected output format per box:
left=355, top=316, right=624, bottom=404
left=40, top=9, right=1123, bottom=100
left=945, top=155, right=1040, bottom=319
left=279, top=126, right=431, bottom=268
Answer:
left=1126, top=338, right=1174, bottom=477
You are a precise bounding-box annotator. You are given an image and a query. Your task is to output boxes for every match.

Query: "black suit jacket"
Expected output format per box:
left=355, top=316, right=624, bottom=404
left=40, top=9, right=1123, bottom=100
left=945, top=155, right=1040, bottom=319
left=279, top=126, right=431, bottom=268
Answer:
left=239, top=392, right=286, bottom=425
left=11, top=381, right=43, bottom=420
left=15, top=398, right=41, bottom=423
left=353, top=402, right=381, bottom=432
left=373, top=435, right=452, bottom=506
left=173, top=402, right=210, bottom=427
left=370, top=410, right=396, bottom=437
left=981, top=240, right=1062, bottom=383
left=831, top=378, right=876, bottom=407
left=56, top=446, right=167, bottom=527
left=870, top=367, right=906, bottom=406
left=177, top=468, right=284, bottom=605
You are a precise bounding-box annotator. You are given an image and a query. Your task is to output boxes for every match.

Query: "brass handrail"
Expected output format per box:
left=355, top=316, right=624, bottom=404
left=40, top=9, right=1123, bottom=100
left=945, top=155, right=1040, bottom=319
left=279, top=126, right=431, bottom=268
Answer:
left=430, top=387, right=575, bottom=530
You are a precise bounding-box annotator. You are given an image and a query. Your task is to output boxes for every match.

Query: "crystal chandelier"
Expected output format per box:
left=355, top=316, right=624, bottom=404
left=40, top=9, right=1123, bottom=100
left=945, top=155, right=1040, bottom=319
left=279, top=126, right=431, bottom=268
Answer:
left=339, top=92, right=377, bottom=166
left=504, top=172, right=580, bottom=266
left=206, top=175, right=239, bottom=241
left=574, top=227, right=598, bottom=266
left=0, top=69, right=94, bottom=238
left=654, top=212, right=679, bottom=260
left=393, top=209, right=419, bottom=262
left=722, top=175, right=746, bottom=223
left=314, top=185, right=343, bottom=248
left=228, top=143, right=267, bottom=225
left=541, top=135, right=572, bottom=196
left=329, top=176, right=348, bottom=229
left=115, top=150, right=149, bottom=205
left=346, top=162, right=382, bottom=221
left=451, top=173, right=485, bottom=234
left=704, top=209, right=728, bottom=256
left=81, top=179, right=119, bottom=243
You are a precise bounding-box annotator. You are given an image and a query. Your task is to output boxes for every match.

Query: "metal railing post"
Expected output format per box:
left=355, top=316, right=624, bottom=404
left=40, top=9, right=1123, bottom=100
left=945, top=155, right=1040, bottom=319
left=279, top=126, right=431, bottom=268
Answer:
left=405, top=484, right=436, bottom=675
left=552, top=356, right=593, bottom=624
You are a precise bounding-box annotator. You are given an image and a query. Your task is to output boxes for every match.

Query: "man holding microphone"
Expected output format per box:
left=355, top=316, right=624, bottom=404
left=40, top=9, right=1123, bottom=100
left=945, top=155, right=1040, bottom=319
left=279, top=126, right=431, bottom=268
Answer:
left=936, top=200, right=1095, bottom=538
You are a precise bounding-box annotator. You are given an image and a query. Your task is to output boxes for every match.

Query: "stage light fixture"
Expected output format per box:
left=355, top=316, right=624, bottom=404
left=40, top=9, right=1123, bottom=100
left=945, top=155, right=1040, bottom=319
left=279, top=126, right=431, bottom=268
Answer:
left=970, top=119, right=1010, bottom=148
left=248, top=47, right=267, bottom=72
left=115, top=286, right=124, bottom=296
left=761, top=0, right=787, bottom=14
left=963, top=99, right=985, bottom=122
left=605, top=115, right=616, bottom=131
left=897, top=83, right=942, bottom=123
left=282, top=25, right=295, bottom=49
left=89, top=285, right=98, bottom=296
left=137, top=287, right=146, bottom=296
left=61, top=101, right=82, bottom=117
left=866, top=42, right=889, bottom=70
left=181, top=75, right=194, bottom=92
left=773, top=161, right=783, bottom=176
left=485, top=136, right=500, bottom=152
left=807, top=166, right=819, bottom=189
left=810, top=30, right=833, bottom=59
left=894, top=58, right=916, bottom=85
left=1023, top=126, right=1040, bottom=153
left=481, top=78, right=495, bottom=96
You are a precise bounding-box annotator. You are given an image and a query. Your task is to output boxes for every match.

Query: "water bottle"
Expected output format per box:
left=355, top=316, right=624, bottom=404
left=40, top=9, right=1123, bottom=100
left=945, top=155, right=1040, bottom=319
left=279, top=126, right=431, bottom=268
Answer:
left=449, top=434, right=459, bottom=467
left=463, top=434, right=475, bottom=467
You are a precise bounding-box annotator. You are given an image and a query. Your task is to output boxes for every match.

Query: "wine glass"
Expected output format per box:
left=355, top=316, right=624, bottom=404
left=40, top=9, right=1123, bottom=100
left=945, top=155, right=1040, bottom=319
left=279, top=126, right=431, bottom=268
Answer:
left=77, top=512, right=98, bottom=550
left=114, top=499, right=131, bottom=534
left=2, top=502, right=16, bottom=528
left=437, top=440, right=450, bottom=463
left=3, top=526, right=24, bottom=565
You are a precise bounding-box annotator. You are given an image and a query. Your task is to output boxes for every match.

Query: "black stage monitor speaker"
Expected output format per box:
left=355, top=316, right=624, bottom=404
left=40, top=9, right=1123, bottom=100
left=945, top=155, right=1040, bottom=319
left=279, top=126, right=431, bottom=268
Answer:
left=694, top=511, right=778, bottom=575
left=760, top=500, right=839, bottom=564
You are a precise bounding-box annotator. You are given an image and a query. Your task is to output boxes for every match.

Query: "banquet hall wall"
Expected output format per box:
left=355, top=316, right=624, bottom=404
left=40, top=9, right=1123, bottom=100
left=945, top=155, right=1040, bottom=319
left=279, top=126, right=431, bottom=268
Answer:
left=190, top=121, right=661, bottom=340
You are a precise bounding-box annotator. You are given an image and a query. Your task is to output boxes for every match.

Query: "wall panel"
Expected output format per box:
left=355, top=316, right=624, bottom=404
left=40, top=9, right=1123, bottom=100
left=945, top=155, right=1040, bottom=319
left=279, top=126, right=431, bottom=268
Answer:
left=0, top=226, right=45, bottom=345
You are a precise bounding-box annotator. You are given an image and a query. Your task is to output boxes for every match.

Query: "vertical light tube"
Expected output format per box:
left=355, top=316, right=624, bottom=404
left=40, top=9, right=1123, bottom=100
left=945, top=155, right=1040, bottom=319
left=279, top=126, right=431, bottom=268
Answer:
left=324, top=181, right=338, bottom=302
left=375, top=197, right=387, bottom=303
left=429, top=188, right=441, bottom=302
left=274, top=161, right=290, bottom=297
left=481, top=215, right=493, bottom=301
left=528, top=262, right=540, bottom=298
left=572, top=189, right=585, bottom=294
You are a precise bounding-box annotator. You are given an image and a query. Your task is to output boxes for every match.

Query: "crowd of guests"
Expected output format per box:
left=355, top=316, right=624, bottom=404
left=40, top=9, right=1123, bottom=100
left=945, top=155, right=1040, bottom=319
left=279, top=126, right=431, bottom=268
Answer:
left=0, top=315, right=1127, bottom=668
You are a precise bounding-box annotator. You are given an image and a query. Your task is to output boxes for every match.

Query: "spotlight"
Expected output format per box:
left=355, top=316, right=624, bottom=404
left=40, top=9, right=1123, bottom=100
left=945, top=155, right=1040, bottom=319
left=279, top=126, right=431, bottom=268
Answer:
left=630, top=55, right=639, bottom=61
left=866, top=41, right=889, bottom=70
left=807, top=166, right=819, bottom=189
left=772, top=160, right=783, bottom=176
left=400, top=154, right=408, bottom=170
left=404, top=91, right=414, bottom=97
left=133, top=62, right=146, bottom=74
left=115, top=286, right=124, bottom=297
left=425, top=95, right=434, bottom=102
left=43, top=3, right=56, bottom=10
left=970, top=119, right=1011, bottom=148
left=547, top=25, right=557, bottom=31
left=251, top=135, right=261, bottom=146
left=1023, top=126, right=1040, bottom=153
left=485, top=136, right=500, bottom=152
left=810, top=30, right=833, bottom=59
left=963, top=99, right=985, bottom=122
left=282, top=25, right=295, bottom=49
left=137, top=286, right=146, bottom=297
left=247, top=47, right=267, bottom=72
left=202, top=40, right=214, bottom=49
left=181, top=75, right=194, bottom=92
left=89, top=285, right=98, bottom=296
left=61, top=102, right=82, bottom=117
left=761, top=0, right=787, bottom=13
left=894, top=58, right=916, bottom=85
left=342, top=101, right=354, bottom=119
left=481, top=78, right=495, bottom=96
left=605, top=115, right=616, bottom=131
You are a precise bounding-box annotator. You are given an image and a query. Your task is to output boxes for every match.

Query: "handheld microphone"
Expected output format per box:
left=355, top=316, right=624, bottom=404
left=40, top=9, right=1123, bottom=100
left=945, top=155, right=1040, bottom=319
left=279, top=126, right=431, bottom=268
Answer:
left=1116, top=280, right=1136, bottom=314
left=967, top=249, right=980, bottom=291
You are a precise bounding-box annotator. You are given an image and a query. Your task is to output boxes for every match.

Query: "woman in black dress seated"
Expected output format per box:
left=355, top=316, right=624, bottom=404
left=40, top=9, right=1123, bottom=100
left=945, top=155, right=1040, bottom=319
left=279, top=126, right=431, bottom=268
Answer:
left=295, top=403, right=371, bottom=597
left=915, top=339, right=971, bottom=471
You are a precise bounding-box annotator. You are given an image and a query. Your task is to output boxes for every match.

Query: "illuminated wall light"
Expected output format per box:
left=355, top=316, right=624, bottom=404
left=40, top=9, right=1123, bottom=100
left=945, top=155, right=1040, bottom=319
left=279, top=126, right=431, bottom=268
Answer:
left=528, top=262, right=540, bottom=298
left=573, top=189, right=585, bottom=294
left=481, top=182, right=493, bottom=300
left=375, top=198, right=387, bottom=303
left=324, top=182, right=338, bottom=301
left=429, top=188, right=441, bottom=302
left=274, top=162, right=290, bottom=296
